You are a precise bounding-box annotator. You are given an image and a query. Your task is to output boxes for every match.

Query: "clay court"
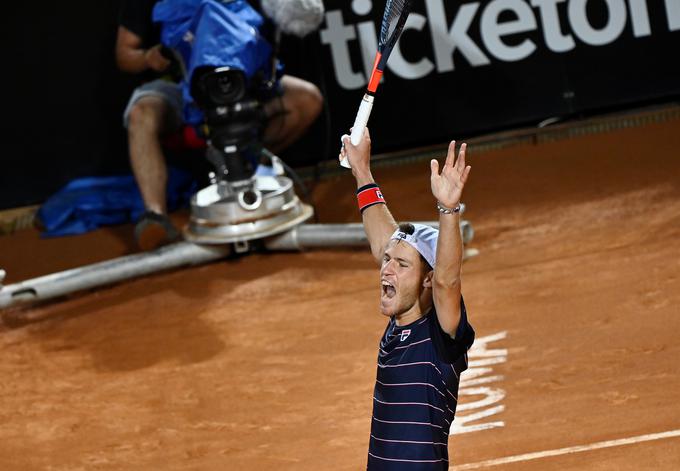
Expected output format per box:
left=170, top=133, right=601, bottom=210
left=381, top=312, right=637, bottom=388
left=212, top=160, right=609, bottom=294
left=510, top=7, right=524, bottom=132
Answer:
left=1, top=110, right=679, bottom=470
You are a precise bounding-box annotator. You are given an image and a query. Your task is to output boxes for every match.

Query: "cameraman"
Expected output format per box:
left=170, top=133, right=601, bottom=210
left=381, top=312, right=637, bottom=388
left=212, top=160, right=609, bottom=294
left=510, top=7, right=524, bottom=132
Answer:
left=116, top=0, right=322, bottom=250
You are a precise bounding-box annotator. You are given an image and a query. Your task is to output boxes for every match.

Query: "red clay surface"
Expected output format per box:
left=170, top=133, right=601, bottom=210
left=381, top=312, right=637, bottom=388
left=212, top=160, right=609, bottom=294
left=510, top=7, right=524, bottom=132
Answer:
left=1, top=118, right=679, bottom=470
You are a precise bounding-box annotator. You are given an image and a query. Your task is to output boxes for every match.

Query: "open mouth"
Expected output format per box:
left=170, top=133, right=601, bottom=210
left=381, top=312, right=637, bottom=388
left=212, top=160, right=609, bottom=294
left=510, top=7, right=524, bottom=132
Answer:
left=381, top=280, right=396, bottom=298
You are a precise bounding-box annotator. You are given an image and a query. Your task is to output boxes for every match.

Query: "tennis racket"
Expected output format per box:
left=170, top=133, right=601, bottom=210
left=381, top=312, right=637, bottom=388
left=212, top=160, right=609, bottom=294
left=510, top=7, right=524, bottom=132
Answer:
left=340, top=0, right=414, bottom=168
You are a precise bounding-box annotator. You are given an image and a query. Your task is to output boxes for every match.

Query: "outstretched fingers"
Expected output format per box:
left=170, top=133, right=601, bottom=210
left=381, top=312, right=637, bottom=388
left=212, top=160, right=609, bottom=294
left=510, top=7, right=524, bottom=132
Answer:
left=436, top=140, right=471, bottom=189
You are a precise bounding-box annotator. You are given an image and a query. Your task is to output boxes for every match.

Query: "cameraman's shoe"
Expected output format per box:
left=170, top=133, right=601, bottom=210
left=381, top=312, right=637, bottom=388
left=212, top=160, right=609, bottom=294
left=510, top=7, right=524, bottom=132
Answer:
left=134, top=210, right=181, bottom=251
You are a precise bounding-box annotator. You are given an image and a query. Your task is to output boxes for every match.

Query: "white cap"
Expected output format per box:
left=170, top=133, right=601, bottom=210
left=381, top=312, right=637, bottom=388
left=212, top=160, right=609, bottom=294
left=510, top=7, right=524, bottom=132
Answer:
left=390, top=224, right=438, bottom=269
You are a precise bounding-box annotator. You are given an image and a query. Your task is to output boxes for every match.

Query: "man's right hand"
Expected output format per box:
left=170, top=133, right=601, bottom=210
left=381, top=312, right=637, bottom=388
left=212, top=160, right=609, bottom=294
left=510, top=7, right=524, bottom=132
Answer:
left=340, top=128, right=373, bottom=184
left=145, top=45, right=171, bottom=72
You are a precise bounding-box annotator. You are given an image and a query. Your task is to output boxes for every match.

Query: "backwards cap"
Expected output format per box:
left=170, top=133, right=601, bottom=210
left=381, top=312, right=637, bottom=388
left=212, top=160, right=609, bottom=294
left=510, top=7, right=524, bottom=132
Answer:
left=390, top=223, right=438, bottom=269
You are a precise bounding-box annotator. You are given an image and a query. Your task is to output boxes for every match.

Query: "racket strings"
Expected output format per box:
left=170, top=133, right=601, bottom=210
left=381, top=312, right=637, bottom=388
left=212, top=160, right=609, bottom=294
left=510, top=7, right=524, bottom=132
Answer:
left=379, top=0, right=409, bottom=46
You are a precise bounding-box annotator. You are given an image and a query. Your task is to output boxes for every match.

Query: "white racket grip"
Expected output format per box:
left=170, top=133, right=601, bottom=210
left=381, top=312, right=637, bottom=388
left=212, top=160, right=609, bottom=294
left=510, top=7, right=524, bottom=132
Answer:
left=340, top=94, right=374, bottom=169
left=350, top=94, right=374, bottom=145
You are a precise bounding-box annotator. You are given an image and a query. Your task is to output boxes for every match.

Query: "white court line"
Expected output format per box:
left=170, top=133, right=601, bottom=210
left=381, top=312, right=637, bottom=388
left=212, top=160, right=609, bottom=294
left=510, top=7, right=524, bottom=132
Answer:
left=451, top=429, right=680, bottom=470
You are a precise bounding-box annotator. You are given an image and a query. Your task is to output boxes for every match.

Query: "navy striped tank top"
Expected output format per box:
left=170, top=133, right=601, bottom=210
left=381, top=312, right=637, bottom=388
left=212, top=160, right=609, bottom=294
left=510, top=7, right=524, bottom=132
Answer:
left=367, top=300, right=474, bottom=470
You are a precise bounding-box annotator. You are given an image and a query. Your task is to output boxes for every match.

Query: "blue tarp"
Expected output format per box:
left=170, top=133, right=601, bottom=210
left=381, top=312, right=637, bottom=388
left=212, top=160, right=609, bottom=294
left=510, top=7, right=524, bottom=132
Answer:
left=153, top=0, right=274, bottom=125
left=37, top=168, right=196, bottom=237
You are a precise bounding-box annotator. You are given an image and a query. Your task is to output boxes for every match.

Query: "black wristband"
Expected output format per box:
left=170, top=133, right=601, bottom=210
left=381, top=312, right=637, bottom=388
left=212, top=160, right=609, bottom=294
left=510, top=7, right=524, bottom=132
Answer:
left=356, top=183, right=379, bottom=194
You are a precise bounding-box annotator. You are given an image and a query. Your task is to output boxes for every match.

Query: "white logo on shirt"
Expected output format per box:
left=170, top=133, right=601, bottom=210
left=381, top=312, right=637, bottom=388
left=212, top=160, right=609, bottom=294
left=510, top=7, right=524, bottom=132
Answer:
left=400, top=330, right=411, bottom=341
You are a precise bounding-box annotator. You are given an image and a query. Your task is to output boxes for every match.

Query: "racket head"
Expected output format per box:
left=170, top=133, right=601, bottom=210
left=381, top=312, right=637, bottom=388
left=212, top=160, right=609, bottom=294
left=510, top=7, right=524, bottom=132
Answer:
left=377, top=0, right=413, bottom=66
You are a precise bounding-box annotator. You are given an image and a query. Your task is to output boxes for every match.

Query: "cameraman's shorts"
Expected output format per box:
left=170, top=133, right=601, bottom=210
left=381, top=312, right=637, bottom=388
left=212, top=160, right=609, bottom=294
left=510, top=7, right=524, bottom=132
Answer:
left=123, top=79, right=184, bottom=132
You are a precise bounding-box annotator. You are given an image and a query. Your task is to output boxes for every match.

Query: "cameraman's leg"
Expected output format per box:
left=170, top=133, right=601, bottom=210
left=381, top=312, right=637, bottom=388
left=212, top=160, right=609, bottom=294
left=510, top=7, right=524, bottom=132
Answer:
left=123, top=80, right=184, bottom=249
left=263, top=75, right=322, bottom=153
left=126, top=95, right=172, bottom=214
left=123, top=80, right=183, bottom=214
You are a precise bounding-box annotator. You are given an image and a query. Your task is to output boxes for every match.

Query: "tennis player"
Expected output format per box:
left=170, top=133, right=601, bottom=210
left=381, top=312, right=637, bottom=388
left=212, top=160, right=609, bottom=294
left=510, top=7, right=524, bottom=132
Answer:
left=340, top=129, right=475, bottom=470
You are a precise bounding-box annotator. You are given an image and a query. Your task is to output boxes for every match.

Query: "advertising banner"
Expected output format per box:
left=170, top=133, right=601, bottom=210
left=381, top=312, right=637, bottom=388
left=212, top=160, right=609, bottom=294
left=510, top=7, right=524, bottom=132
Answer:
left=316, top=0, right=680, bottom=151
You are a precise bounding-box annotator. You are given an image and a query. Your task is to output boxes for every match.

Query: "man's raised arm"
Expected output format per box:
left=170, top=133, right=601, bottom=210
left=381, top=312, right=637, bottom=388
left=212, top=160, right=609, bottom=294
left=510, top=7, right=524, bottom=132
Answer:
left=340, top=129, right=397, bottom=264
left=430, top=141, right=471, bottom=336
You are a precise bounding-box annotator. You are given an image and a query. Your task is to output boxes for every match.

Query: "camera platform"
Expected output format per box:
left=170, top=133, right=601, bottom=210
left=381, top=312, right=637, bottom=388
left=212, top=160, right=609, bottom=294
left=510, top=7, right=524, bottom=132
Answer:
left=184, top=175, right=313, bottom=244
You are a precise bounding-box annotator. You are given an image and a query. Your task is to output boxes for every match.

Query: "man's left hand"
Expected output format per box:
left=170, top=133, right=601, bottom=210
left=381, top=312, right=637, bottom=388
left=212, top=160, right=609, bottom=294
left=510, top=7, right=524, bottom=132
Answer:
left=430, top=141, right=471, bottom=209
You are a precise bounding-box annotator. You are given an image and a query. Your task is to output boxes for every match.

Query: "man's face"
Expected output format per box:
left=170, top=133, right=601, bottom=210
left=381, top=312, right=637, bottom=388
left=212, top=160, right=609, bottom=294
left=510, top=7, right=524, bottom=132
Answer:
left=379, top=240, right=430, bottom=317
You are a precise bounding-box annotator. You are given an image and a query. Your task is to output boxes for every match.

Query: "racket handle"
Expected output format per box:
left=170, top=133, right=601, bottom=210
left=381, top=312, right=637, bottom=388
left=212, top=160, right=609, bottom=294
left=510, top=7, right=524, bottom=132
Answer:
left=340, top=94, right=374, bottom=169
left=350, top=94, right=374, bottom=145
